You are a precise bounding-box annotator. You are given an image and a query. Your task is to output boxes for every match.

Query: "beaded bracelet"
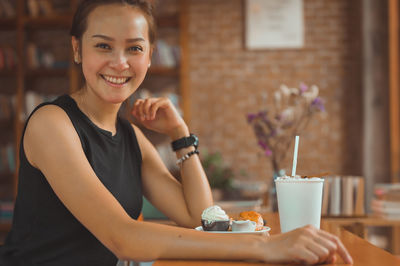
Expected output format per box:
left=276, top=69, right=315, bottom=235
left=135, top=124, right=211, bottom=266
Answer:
left=176, top=149, right=200, bottom=165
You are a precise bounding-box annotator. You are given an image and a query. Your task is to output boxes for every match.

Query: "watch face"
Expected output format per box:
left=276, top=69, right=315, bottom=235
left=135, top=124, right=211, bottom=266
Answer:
left=188, top=134, right=198, bottom=147
left=172, top=134, right=199, bottom=151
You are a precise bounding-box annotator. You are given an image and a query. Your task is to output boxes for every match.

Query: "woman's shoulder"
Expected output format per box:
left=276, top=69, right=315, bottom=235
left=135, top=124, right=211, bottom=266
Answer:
left=23, top=104, right=80, bottom=168
left=28, top=104, right=72, bottom=130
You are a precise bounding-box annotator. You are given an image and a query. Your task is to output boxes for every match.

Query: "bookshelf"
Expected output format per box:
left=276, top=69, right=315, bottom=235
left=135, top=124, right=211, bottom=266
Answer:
left=0, top=0, right=189, bottom=241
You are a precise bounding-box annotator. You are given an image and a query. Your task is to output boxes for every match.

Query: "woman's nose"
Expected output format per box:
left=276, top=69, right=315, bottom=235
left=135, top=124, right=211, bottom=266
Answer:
left=109, top=52, right=129, bottom=71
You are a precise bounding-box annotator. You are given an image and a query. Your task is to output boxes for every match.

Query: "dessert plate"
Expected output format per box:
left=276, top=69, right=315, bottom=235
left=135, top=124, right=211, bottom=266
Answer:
left=195, top=226, right=271, bottom=234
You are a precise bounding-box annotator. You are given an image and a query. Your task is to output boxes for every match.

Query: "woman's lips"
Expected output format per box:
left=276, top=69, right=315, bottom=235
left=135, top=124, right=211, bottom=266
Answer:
left=100, top=74, right=132, bottom=87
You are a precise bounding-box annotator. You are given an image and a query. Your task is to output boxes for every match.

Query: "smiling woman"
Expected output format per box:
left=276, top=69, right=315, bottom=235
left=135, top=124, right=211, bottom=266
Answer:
left=71, top=2, right=153, bottom=107
left=0, top=1, right=353, bottom=266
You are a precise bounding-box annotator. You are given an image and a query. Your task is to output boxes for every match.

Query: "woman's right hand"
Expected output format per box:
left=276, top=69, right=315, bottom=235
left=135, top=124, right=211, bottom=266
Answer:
left=260, top=225, right=353, bottom=265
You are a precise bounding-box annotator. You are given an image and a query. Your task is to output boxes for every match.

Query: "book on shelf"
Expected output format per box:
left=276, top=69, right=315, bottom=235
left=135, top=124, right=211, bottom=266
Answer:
left=25, top=91, right=58, bottom=118
left=374, top=183, right=400, bottom=201
left=0, top=143, right=15, bottom=173
left=37, top=0, right=54, bottom=16
left=151, top=39, right=180, bottom=68
left=0, top=46, right=17, bottom=70
left=0, top=94, right=15, bottom=120
left=0, top=200, right=13, bottom=221
left=321, top=175, right=365, bottom=217
left=27, top=0, right=54, bottom=17
left=329, top=176, right=341, bottom=216
left=371, top=199, right=400, bottom=213
left=371, top=183, right=400, bottom=220
left=342, top=177, right=354, bottom=216
left=0, top=0, right=15, bottom=18
left=321, top=177, right=330, bottom=215
left=26, top=42, right=68, bottom=69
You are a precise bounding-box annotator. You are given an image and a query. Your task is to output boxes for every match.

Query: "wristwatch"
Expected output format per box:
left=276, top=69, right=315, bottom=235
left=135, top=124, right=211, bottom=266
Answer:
left=171, top=133, right=199, bottom=151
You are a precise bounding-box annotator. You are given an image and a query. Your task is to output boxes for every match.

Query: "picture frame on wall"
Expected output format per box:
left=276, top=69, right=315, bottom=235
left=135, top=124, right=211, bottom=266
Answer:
left=245, top=0, right=304, bottom=50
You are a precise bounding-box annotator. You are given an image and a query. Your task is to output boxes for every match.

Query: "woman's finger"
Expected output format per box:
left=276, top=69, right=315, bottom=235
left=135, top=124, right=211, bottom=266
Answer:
left=291, top=246, right=319, bottom=265
left=140, top=99, right=150, bottom=120
left=326, top=253, right=337, bottom=264
left=312, top=233, right=337, bottom=257
left=132, top=99, right=144, bottom=120
left=318, top=230, right=353, bottom=264
left=305, top=240, right=330, bottom=264
left=142, top=98, right=154, bottom=119
left=149, top=97, right=169, bottom=120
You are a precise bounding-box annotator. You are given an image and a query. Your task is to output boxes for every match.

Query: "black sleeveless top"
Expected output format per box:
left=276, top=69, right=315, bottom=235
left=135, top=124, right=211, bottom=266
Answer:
left=0, top=95, right=143, bottom=266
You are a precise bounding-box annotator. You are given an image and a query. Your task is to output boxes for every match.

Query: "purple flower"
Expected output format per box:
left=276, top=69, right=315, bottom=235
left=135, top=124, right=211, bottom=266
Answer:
left=311, top=97, right=325, bottom=111
left=258, top=140, right=272, bottom=157
left=247, top=113, right=257, bottom=123
left=258, top=140, right=267, bottom=150
left=257, top=111, right=267, bottom=119
left=299, top=83, right=308, bottom=94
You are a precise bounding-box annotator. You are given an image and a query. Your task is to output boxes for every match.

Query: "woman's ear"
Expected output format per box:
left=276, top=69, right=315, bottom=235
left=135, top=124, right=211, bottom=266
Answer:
left=148, top=45, right=154, bottom=68
left=71, top=36, right=81, bottom=64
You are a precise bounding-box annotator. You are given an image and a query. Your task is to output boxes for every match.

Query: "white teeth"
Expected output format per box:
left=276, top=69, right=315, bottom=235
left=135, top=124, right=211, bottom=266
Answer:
left=103, top=75, right=129, bottom=84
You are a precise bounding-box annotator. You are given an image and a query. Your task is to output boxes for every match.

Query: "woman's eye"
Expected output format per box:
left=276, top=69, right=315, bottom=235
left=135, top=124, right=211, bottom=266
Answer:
left=95, top=43, right=111, bottom=50
left=128, top=46, right=143, bottom=52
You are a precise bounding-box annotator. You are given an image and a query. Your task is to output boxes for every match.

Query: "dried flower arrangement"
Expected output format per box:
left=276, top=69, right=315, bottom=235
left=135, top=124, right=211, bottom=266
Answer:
left=247, top=83, right=326, bottom=176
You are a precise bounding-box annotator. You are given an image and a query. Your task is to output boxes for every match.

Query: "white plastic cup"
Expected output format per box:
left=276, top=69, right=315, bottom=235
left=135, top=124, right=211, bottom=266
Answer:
left=275, top=177, right=324, bottom=233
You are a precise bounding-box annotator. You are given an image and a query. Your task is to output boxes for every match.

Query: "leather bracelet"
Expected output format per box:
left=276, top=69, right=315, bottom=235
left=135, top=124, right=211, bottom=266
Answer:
left=176, top=149, right=199, bottom=165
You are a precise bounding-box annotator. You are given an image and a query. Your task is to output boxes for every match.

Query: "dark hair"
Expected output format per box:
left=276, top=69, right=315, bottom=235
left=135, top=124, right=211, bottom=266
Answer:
left=70, top=0, right=156, bottom=44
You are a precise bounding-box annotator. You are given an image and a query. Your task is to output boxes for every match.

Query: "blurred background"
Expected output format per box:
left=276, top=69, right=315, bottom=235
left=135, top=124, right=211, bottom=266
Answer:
left=0, top=0, right=399, bottom=257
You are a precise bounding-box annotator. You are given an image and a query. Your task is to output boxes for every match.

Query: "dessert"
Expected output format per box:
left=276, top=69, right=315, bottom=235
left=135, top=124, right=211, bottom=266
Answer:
left=238, top=211, right=264, bottom=231
left=201, top=205, right=230, bottom=231
left=231, top=220, right=256, bottom=232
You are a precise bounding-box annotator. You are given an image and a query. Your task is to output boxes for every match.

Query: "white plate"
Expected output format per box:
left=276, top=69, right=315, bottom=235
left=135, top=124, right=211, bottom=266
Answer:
left=195, top=226, right=271, bottom=234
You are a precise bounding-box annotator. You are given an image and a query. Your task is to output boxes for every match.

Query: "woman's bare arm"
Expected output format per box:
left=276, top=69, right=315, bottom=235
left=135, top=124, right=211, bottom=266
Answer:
left=132, top=97, right=213, bottom=228
left=24, top=105, right=352, bottom=264
left=133, top=124, right=212, bottom=228
left=22, top=105, right=262, bottom=262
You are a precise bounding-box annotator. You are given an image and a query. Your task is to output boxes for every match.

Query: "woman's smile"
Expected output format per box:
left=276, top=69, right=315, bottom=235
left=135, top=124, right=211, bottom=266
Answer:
left=100, top=74, right=133, bottom=88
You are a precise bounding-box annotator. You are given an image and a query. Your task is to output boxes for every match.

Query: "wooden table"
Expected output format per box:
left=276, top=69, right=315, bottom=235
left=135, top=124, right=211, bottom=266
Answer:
left=321, top=215, right=400, bottom=254
left=153, top=213, right=400, bottom=266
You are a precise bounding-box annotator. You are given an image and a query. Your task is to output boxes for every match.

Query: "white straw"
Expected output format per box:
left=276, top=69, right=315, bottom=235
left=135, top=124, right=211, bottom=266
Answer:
left=291, top=136, right=300, bottom=177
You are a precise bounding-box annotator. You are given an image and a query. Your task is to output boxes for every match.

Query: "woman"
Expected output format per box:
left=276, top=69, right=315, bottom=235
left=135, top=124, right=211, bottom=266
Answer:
left=0, top=0, right=353, bottom=265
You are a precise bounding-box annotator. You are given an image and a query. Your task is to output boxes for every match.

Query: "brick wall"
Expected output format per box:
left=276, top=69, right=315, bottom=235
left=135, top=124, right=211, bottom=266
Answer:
left=186, top=0, right=363, bottom=181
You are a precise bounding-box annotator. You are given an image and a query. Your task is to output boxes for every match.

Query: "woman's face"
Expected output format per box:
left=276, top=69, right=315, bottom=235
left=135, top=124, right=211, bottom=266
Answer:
left=73, top=4, right=152, bottom=104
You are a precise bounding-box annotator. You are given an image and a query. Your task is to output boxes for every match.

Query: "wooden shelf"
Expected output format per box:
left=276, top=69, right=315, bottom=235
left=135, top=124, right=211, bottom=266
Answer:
left=23, top=15, right=73, bottom=30
left=157, top=14, right=179, bottom=28
left=0, top=18, right=17, bottom=30
left=0, top=118, right=13, bottom=129
left=148, top=66, right=179, bottom=76
left=0, top=221, right=12, bottom=232
left=0, top=172, right=13, bottom=183
left=0, top=69, right=16, bottom=77
left=26, top=68, right=69, bottom=78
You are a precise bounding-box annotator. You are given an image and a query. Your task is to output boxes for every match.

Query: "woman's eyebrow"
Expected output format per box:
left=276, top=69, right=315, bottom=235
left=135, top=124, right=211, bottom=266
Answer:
left=91, top=35, right=145, bottom=43
left=92, top=34, right=113, bottom=41
left=126, top=37, right=145, bottom=43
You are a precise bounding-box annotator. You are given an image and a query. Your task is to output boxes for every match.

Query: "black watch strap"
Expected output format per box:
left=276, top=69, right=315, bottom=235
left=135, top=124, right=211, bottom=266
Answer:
left=171, top=133, right=199, bottom=151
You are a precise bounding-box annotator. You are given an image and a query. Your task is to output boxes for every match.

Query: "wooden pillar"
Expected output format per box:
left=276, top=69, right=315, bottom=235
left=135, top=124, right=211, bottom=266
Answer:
left=388, top=0, right=400, bottom=183
left=362, top=0, right=391, bottom=212
left=180, top=0, right=191, bottom=126
left=14, top=0, right=25, bottom=198
left=388, top=0, right=400, bottom=254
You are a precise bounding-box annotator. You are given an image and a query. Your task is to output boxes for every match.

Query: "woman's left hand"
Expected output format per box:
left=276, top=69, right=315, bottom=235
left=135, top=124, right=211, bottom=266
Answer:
left=131, top=97, right=187, bottom=138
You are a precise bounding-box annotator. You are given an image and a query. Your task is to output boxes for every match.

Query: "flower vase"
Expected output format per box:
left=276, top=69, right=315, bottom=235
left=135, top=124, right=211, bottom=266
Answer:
left=270, top=169, right=286, bottom=212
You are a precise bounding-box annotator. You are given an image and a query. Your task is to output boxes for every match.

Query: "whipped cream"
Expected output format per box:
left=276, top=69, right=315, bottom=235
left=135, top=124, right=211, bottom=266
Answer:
left=201, top=205, right=230, bottom=221
left=275, top=175, right=323, bottom=182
